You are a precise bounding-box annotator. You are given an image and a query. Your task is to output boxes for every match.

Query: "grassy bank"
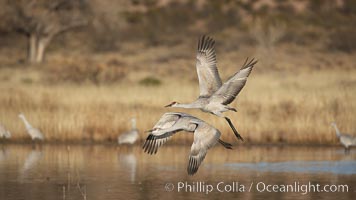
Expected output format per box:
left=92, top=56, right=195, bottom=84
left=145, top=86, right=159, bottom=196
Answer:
left=0, top=50, right=355, bottom=144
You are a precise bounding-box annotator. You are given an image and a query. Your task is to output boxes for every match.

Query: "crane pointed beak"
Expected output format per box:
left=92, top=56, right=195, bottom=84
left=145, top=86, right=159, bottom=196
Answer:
left=164, top=102, right=175, bottom=107
left=145, top=129, right=154, bottom=133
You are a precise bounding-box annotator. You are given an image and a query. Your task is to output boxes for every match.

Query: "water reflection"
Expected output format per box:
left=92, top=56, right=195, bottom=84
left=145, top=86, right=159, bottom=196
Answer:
left=0, top=147, right=9, bottom=163
left=118, top=152, right=137, bottom=183
left=0, top=144, right=354, bottom=200
left=18, top=150, right=43, bottom=182
left=224, top=160, right=356, bottom=174
left=21, top=150, right=43, bottom=172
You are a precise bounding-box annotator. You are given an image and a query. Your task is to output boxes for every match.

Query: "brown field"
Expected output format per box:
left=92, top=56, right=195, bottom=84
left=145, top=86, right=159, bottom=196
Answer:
left=0, top=39, right=355, bottom=145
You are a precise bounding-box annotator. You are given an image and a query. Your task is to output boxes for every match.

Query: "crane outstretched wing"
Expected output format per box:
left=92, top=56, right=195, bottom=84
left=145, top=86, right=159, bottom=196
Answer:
left=196, top=35, right=222, bottom=97
left=143, top=131, right=178, bottom=155
left=143, top=112, right=195, bottom=154
left=187, top=123, right=220, bottom=175
left=210, top=58, right=257, bottom=105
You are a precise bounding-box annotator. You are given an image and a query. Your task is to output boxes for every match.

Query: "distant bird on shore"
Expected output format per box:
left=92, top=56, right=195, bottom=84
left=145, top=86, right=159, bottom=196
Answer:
left=331, top=122, right=356, bottom=153
left=0, top=123, right=11, bottom=139
left=143, top=112, right=232, bottom=175
left=118, top=118, right=139, bottom=145
left=18, top=113, right=44, bottom=141
left=165, top=35, right=257, bottom=141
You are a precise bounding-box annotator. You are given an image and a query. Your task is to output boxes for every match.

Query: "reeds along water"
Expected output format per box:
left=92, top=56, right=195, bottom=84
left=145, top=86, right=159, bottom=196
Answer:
left=0, top=68, right=355, bottom=144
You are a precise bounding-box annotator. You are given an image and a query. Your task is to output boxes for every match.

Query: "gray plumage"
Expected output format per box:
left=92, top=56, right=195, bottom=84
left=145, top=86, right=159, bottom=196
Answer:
left=331, top=122, right=356, bottom=150
left=143, top=112, right=232, bottom=175
left=165, top=35, right=257, bottom=141
left=196, top=35, right=222, bottom=97
left=118, top=118, right=139, bottom=145
left=0, top=123, right=11, bottom=139
left=18, top=113, right=44, bottom=141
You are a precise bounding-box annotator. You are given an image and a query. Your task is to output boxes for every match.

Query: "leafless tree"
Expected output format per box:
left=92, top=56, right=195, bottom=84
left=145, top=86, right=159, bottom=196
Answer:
left=250, top=18, right=285, bottom=68
left=2, top=0, right=90, bottom=63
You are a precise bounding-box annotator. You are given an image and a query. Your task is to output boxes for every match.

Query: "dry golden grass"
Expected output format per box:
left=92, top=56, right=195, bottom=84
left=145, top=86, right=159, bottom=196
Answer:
left=0, top=63, right=355, bottom=144
left=0, top=38, right=356, bottom=144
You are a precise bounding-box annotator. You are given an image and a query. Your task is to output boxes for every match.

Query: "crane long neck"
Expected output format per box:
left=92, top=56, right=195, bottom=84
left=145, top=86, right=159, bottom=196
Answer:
left=20, top=116, right=32, bottom=129
left=332, top=124, right=341, bottom=137
left=131, top=119, right=136, bottom=130
left=175, top=102, right=201, bottom=109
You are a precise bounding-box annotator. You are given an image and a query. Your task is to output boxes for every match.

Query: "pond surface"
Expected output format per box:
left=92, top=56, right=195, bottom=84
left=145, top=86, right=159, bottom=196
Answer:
left=0, top=144, right=355, bottom=200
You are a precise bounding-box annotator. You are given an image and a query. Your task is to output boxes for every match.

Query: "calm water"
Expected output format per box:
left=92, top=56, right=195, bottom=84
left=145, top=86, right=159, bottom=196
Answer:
left=0, top=144, right=355, bottom=200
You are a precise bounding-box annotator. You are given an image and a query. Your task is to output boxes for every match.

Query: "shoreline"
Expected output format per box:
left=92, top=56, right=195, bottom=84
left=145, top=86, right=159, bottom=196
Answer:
left=0, top=140, right=343, bottom=147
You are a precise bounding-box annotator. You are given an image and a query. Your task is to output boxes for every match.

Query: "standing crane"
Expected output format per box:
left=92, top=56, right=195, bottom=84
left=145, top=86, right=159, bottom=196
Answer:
left=331, top=122, right=356, bottom=153
left=0, top=123, right=11, bottom=139
left=118, top=118, right=139, bottom=145
left=18, top=113, right=44, bottom=141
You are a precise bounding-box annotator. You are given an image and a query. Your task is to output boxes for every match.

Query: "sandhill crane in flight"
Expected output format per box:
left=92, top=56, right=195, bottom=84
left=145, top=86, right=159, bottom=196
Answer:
left=118, top=118, right=139, bottom=145
left=0, top=123, right=11, bottom=139
left=18, top=113, right=44, bottom=141
left=143, top=112, right=232, bottom=175
left=331, top=122, right=356, bottom=153
left=165, top=35, right=257, bottom=141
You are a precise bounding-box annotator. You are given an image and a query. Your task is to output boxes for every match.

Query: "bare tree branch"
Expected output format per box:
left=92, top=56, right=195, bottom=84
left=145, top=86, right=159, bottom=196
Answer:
left=2, top=0, right=91, bottom=63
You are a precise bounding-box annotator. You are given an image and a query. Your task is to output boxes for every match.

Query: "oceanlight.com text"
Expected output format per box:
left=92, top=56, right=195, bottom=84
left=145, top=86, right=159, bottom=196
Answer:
left=164, top=181, right=349, bottom=195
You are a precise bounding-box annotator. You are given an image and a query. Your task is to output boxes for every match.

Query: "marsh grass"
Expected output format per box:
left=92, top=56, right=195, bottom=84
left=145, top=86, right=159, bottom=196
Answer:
left=0, top=31, right=355, bottom=145
left=0, top=65, right=355, bottom=144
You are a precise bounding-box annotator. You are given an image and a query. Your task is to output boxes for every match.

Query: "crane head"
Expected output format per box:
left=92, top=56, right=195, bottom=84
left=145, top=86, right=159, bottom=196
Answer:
left=18, top=113, right=25, bottom=119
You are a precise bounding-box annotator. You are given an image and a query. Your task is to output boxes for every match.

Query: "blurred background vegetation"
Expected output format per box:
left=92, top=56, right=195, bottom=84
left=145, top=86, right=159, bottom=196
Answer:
left=0, top=0, right=355, bottom=67
left=0, top=0, right=355, bottom=144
